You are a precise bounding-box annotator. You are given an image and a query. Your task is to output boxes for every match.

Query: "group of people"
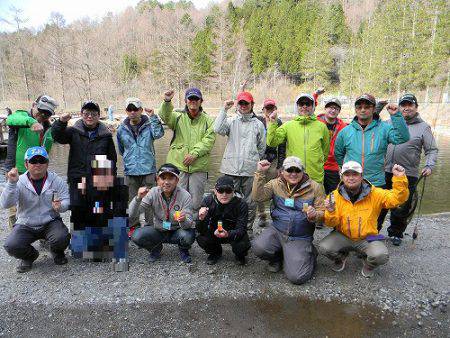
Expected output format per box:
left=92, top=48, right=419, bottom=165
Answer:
left=1, top=88, right=438, bottom=284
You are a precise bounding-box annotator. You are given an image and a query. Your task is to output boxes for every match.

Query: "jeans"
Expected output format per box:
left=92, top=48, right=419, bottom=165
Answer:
left=131, top=226, right=195, bottom=252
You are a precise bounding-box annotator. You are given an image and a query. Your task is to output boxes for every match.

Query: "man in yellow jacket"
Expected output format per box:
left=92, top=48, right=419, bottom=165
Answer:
left=318, top=161, right=409, bottom=278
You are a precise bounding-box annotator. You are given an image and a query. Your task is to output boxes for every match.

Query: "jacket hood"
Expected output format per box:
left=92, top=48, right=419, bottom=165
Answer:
left=293, top=93, right=315, bottom=115
left=123, top=114, right=149, bottom=129
left=73, top=119, right=112, bottom=137
left=350, top=113, right=380, bottom=130
left=404, top=113, right=423, bottom=125
left=237, top=111, right=257, bottom=122
left=337, top=179, right=372, bottom=203
left=293, top=114, right=317, bottom=124
left=19, top=170, right=58, bottom=194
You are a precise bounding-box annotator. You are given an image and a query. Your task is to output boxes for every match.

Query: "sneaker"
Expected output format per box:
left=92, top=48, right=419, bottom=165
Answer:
left=53, top=253, right=68, bottom=265
left=392, top=236, right=402, bottom=246
left=332, top=255, right=348, bottom=272
left=148, top=249, right=161, bottom=263
left=235, top=255, right=246, bottom=266
left=16, top=251, right=39, bottom=273
left=361, top=261, right=375, bottom=278
left=257, top=217, right=267, bottom=228
left=206, top=253, right=221, bottom=265
left=179, top=249, right=192, bottom=264
left=267, top=260, right=282, bottom=273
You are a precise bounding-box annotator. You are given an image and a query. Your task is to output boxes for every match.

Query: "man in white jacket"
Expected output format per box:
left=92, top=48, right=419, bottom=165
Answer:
left=1, top=146, right=70, bottom=273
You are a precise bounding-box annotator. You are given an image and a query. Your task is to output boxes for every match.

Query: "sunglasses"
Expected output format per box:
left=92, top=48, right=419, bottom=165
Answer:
left=82, top=111, right=99, bottom=117
left=297, top=101, right=312, bottom=107
left=126, top=105, right=140, bottom=112
left=286, top=167, right=302, bottom=173
left=238, top=101, right=250, bottom=106
left=216, top=187, right=233, bottom=194
left=37, top=108, right=52, bottom=117
left=28, top=156, right=48, bottom=164
left=187, top=96, right=201, bottom=101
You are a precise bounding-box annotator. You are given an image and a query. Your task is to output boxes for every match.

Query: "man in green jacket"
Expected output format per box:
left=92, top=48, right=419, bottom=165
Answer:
left=158, top=88, right=216, bottom=217
left=266, top=93, right=330, bottom=184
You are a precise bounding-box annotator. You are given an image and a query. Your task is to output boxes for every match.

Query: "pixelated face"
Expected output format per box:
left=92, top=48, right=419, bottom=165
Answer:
left=92, top=168, right=114, bottom=190
left=157, top=172, right=178, bottom=194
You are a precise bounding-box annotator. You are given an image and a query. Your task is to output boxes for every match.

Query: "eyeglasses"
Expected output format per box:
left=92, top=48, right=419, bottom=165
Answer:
left=286, top=167, right=302, bottom=173
left=238, top=101, right=250, bottom=106
left=297, top=101, right=312, bottom=107
left=216, top=187, right=233, bottom=194
left=28, top=156, right=48, bottom=164
left=82, top=111, right=99, bottom=118
left=187, top=96, right=201, bottom=102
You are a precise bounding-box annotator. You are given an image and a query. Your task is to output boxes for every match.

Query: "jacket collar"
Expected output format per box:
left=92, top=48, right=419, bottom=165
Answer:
left=337, top=179, right=372, bottom=203
left=294, top=114, right=317, bottom=124
left=19, top=171, right=56, bottom=195
left=73, top=119, right=112, bottom=137
left=350, top=113, right=380, bottom=131
left=405, top=113, right=423, bottom=125
left=123, top=114, right=149, bottom=130
left=279, top=173, right=312, bottom=196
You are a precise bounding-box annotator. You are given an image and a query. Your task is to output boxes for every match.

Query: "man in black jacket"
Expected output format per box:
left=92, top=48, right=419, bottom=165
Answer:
left=196, top=176, right=251, bottom=265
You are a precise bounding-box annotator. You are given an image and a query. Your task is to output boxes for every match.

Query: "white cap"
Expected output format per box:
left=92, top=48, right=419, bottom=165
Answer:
left=282, top=156, right=304, bottom=171
left=125, top=97, right=142, bottom=109
left=341, top=161, right=363, bottom=174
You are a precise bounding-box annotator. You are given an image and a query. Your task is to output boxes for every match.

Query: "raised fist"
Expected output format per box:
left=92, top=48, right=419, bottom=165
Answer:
left=386, top=103, right=399, bottom=115
left=257, top=160, right=271, bottom=172
left=7, top=168, right=19, bottom=183
left=224, top=100, right=234, bottom=111
left=30, top=122, right=44, bottom=132
left=164, top=90, right=175, bottom=101
left=60, top=113, right=71, bottom=123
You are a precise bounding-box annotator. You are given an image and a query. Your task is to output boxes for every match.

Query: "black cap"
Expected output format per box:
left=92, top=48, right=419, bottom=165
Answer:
left=399, top=94, right=418, bottom=106
left=81, top=100, right=100, bottom=113
left=157, top=163, right=180, bottom=178
left=215, top=175, right=234, bottom=189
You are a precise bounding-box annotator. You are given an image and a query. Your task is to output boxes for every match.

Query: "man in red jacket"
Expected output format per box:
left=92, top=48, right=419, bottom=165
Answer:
left=317, top=98, right=347, bottom=194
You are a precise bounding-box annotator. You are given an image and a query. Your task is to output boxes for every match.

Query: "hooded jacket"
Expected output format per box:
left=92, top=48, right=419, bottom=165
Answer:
left=158, top=101, right=216, bottom=173
left=317, top=114, right=347, bottom=172
left=266, top=95, right=330, bottom=183
left=0, top=171, right=69, bottom=227
left=334, top=112, right=409, bottom=186
left=385, top=114, right=438, bottom=178
left=324, top=175, right=409, bottom=241
left=51, top=119, right=117, bottom=180
left=214, top=108, right=266, bottom=177
left=116, top=114, right=164, bottom=176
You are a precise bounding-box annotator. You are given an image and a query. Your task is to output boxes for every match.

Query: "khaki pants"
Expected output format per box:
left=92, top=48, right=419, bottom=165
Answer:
left=318, top=231, right=389, bottom=268
left=256, top=161, right=279, bottom=219
left=125, top=174, right=155, bottom=227
left=8, top=206, right=17, bottom=230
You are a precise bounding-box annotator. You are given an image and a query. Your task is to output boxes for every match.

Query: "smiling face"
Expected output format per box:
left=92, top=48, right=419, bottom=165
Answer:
left=281, top=167, right=304, bottom=185
left=399, top=101, right=418, bottom=120
left=238, top=100, right=253, bottom=114
left=324, top=103, right=341, bottom=121
left=296, top=99, right=314, bottom=116
left=157, top=173, right=178, bottom=195
left=82, top=109, right=100, bottom=128
left=355, top=101, right=376, bottom=124
left=25, top=156, right=49, bottom=179
left=342, top=171, right=363, bottom=191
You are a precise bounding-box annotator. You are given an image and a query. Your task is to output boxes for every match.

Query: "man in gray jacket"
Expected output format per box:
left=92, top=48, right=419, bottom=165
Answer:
left=1, top=146, right=70, bottom=273
left=214, top=91, right=266, bottom=235
left=382, top=94, right=438, bottom=245
left=129, top=163, right=195, bottom=263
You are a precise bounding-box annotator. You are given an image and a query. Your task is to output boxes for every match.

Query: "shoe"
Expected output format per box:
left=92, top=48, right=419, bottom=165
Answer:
left=235, top=255, right=246, bottom=266
left=332, top=255, right=348, bottom=272
left=179, top=249, right=192, bottom=263
left=392, top=236, right=402, bottom=246
left=206, top=253, right=221, bottom=265
left=361, top=261, right=375, bottom=278
left=267, top=260, right=282, bottom=273
left=53, top=253, right=68, bottom=265
left=257, top=217, right=267, bottom=228
left=16, top=251, right=39, bottom=273
left=148, top=248, right=161, bottom=263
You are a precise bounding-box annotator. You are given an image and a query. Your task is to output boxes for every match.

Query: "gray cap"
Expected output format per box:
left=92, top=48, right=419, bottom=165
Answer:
left=325, top=98, right=341, bottom=109
left=282, top=156, right=304, bottom=171
left=36, top=95, right=58, bottom=115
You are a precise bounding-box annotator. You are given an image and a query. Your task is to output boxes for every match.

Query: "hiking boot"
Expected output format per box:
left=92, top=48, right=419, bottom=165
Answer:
left=235, top=255, right=246, bottom=266
left=53, top=253, right=68, bottom=265
left=179, top=249, right=192, bottom=264
left=267, top=260, right=282, bottom=273
left=206, top=253, right=221, bottom=265
left=257, top=217, right=267, bottom=228
left=361, top=261, right=375, bottom=278
left=148, top=248, right=162, bottom=263
left=392, top=236, right=402, bottom=246
left=16, top=251, right=39, bottom=273
left=332, top=255, right=348, bottom=272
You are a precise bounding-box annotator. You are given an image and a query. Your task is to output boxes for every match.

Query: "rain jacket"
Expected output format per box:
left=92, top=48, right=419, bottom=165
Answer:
left=324, top=175, right=409, bottom=241
left=214, top=109, right=266, bottom=177
left=334, top=112, right=409, bottom=186
left=317, top=114, right=347, bottom=172
left=266, top=97, right=330, bottom=183
left=252, top=170, right=325, bottom=240
left=385, top=114, right=438, bottom=178
left=116, top=114, right=164, bottom=176
left=158, top=101, right=215, bottom=173
left=6, top=110, right=53, bottom=174
left=0, top=171, right=70, bottom=227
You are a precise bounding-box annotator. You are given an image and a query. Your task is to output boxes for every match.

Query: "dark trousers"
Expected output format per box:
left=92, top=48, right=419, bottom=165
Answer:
left=4, top=218, right=70, bottom=260
left=131, top=226, right=196, bottom=252
left=196, top=233, right=251, bottom=258
left=324, top=170, right=340, bottom=195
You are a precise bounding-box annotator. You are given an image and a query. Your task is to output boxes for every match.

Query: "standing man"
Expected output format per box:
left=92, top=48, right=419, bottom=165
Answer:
left=382, top=94, right=438, bottom=245
left=214, top=91, right=266, bottom=235
left=317, top=98, right=347, bottom=194
left=266, top=93, right=330, bottom=184
left=117, top=97, right=164, bottom=229
left=158, top=88, right=216, bottom=218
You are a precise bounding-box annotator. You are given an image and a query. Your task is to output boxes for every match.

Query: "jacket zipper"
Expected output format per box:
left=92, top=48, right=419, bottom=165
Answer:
left=361, top=128, right=365, bottom=171
left=303, top=124, right=307, bottom=172
left=347, top=216, right=351, bottom=237
left=358, top=217, right=362, bottom=238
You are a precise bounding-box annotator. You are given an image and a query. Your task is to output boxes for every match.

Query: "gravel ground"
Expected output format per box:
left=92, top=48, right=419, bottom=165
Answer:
left=0, top=211, right=448, bottom=337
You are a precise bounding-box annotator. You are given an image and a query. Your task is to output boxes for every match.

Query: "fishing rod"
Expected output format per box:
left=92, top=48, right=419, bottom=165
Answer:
left=411, top=174, right=427, bottom=243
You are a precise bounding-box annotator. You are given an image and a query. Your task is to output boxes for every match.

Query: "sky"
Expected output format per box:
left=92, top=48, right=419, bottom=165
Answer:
left=0, top=0, right=215, bottom=32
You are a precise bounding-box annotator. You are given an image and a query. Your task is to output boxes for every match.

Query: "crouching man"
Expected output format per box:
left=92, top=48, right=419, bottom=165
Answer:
left=1, top=146, right=70, bottom=273
left=196, top=176, right=251, bottom=265
left=318, top=161, right=408, bottom=278
left=252, top=156, right=325, bottom=285
left=129, top=164, right=195, bottom=263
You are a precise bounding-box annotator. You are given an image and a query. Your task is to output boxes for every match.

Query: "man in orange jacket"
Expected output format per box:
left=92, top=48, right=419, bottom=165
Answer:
left=318, top=161, right=408, bottom=278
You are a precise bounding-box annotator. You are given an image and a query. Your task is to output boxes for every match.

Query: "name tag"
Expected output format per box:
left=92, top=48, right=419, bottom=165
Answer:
left=162, top=221, right=171, bottom=231
left=284, top=198, right=295, bottom=208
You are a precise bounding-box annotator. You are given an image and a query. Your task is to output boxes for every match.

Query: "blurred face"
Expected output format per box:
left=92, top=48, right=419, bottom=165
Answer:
left=185, top=96, right=202, bottom=116
left=82, top=109, right=100, bottom=128
left=296, top=99, right=314, bottom=116
left=281, top=166, right=304, bottom=185
left=399, top=102, right=418, bottom=120
left=355, top=101, right=375, bottom=123
left=157, top=173, right=178, bottom=195
left=263, top=105, right=276, bottom=117
left=25, top=156, right=49, bottom=179
left=92, top=168, right=114, bottom=191
left=325, top=104, right=341, bottom=120
left=126, top=104, right=143, bottom=122
left=214, top=186, right=234, bottom=204
left=342, top=171, right=363, bottom=191
left=238, top=100, right=253, bottom=114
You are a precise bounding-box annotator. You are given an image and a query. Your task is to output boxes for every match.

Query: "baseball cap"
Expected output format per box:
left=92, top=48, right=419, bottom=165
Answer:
left=24, top=146, right=49, bottom=161
left=263, top=99, right=276, bottom=108
left=215, top=175, right=234, bottom=189
left=125, top=97, right=143, bottom=110
left=341, top=161, right=363, bottom=174
left=399, top=94, right=418, bottom=106
left=355, top=94, right=376, bottom=106
left=296, top=93, right=315, bottom=105
left=236, top=91, right=254, bottom=103
left=185, top=88, right=203, bottom=100
left=282, top=156, right=304, bottom=171
left=157, top=163, right=180, bottom=179
left=325, top=98, right=342, bottom=109
left=81, top=100, right=100, bottom=113
left=36, top=95, right=58, bottom=115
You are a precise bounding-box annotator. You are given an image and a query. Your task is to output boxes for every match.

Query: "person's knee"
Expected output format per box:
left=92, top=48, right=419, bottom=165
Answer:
left=251, top=236, right=267, bottom=258
left=131, top=227, right=158, bottom=246
left=232, top=238, right=251, bottom=256
left=178, top=229, right=195, bottom=247
left=368, top=250, right=389, bottom=266
left=285, top=268, right=313, bottom=285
